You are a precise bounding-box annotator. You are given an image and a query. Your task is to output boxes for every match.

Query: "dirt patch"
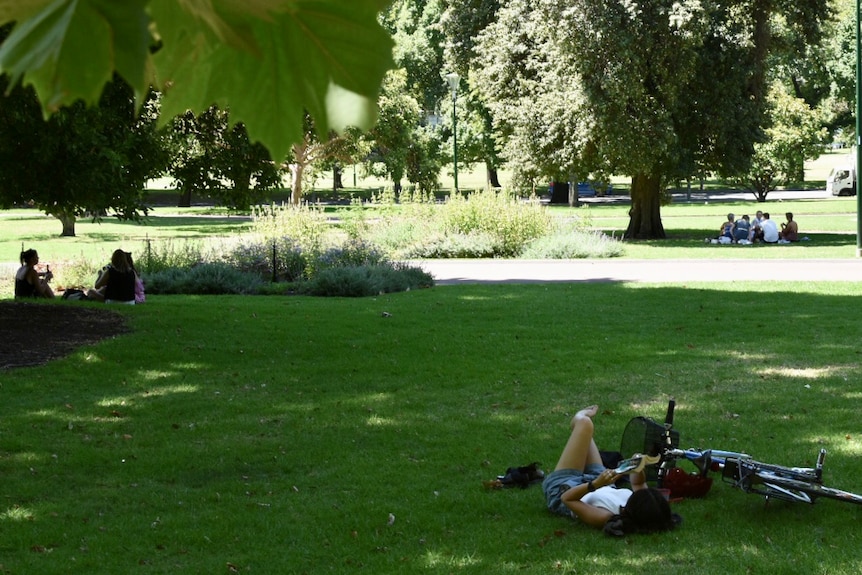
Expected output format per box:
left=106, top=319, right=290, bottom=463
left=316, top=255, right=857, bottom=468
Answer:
left=0, top=301, right=130, bottom=370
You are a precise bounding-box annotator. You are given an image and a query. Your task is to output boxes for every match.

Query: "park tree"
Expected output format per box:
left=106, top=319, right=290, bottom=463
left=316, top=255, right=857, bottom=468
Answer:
left=736, top=84, right=828, bottom=201
left=374, top=0, right=449, bottom=193
left=381, top=0, right=448, bottom=115
left=165, top=107, right=228, bottom=208
left=473, top=0, right=603, bottom=193
left=0, top=71, right=166, bottom=236
left=440, top=0, right=506, bottom=188
left=287, top=117, right=368, bottom=205
left=380, top=0, right=499, bottom=192
left=816, top=0, right=856, bottom=141
left=217, top=122, right=282, bottom=210
left=0, top=1, right=394, bottom=169
left=474, top=0, right=830, bottom=238
left=364, top=70, right=423, bottom=193
left=165, top=105, right=282, bottom=209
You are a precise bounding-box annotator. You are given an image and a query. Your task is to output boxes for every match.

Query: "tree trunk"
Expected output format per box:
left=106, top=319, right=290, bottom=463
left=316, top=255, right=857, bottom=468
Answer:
left=57, top=212, right=76, bottom=237
left=750, top=0, right=771, bottom=105
left=549, top=182, right=569, bottom=204
left=177, top=187, right=192, bottom=207
left=333, top=165, right=343, bottom=191
left=290, top=140, right=311, bottom=205
left=290, top=162, right=304, bottom=205
left=487, top=165, right=501, bottom=188
left=625, top=173, right=666, bottom=239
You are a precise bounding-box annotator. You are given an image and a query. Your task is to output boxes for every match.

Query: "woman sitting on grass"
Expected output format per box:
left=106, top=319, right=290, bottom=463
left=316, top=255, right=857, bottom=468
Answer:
left=87, top=249, right=136, bottom=304
left=14, top=249, right=54, bottom=299
left=542, top=405, right=681, bottom=536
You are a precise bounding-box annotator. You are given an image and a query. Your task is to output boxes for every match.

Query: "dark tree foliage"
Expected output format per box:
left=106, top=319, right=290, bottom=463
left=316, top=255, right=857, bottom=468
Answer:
left=165, top=107, right=227, bottom=208
left=164, top=106, right=281, bottom=209
left=0, top=69, right=166, bottom=236
left=440, top=0, right=500, bottom=71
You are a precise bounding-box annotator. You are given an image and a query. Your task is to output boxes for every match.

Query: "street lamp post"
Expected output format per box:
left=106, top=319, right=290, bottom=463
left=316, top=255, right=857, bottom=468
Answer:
left=856, top=0, right=861, bottom=256
left=445, top=72, right=459, bottom=193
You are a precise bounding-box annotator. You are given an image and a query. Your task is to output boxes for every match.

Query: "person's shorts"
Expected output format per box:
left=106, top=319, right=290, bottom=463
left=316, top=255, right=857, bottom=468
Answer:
left=542, top=464, right=605, bottom=517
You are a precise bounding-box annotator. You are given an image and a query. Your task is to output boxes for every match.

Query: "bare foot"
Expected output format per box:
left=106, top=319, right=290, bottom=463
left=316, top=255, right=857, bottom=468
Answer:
left=571, top=405, right=598, bottom=428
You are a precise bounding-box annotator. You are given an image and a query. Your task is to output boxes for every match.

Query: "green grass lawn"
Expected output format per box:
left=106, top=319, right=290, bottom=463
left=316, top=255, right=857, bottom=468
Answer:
left=2, top=283, right=862, bottom=574
left=2, top=196, right=860, bottom=266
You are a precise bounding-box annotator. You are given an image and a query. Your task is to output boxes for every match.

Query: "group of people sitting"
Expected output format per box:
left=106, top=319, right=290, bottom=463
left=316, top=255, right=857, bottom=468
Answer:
left=14, top=248, right=145, bottom=304
left=716, top=210, right=798, bottom=244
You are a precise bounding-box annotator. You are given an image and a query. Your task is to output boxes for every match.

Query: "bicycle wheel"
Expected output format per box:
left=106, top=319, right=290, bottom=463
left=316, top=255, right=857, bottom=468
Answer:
left=746, top=471, right=862, bottom=506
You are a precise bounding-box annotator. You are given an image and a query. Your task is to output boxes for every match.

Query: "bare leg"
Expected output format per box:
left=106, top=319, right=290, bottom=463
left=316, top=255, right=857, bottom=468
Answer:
left=87, top=287, right=106, bottom=302
left=553, top=405, right=606, bottom=472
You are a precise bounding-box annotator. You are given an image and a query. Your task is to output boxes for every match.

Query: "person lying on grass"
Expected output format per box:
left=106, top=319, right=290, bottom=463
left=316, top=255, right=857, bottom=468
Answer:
left=542, top=405, right=681, bottom=536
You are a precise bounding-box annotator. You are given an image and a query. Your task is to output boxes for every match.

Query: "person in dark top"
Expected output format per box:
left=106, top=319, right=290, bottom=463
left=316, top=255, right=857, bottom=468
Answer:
left=87, top=249, right=136, bottom=304
left=14, top=249, right=54, bottom=298
left=733, top=215, right=751, bottom=242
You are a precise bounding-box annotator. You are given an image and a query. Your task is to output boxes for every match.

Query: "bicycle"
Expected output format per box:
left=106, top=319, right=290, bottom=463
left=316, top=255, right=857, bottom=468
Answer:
left=619, top=399, right=862, bottom=506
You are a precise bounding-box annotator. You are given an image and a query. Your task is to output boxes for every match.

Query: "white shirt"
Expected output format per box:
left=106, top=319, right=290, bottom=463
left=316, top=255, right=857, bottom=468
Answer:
left=761, top=219, right=779, bottom=243
left=581, top=486, right=632, bottom=515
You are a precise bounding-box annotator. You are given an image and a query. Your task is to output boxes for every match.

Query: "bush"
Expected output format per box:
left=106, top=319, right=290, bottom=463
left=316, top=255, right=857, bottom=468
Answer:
left=521, top=230, right=625, bottom=259
left=251, top=203, right=328, bottom=257
left=300, top=262, right=433, bottom=297
left=399, top=231, right=500, bottom=259
left=138, top=239, right=208, bottom=274
left=53, top=257, right=102, bottom=289
left=316, top=239, right=387, bottom=270
left=144, top=263, right=264, bottom=295
left=222, top=237, right=308, bottom=282
left=368, top=206, right=438, bottom=257
left=440, top=190, right=551, bottom=257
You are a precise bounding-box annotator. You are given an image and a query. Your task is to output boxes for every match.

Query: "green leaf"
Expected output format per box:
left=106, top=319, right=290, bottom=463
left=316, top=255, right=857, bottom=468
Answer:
left=0, top=0, right=151, bottom=111
left=0, top=0, right=53, bottom=23
left=151, top=0, right=394, bottom=161
left=0, top=0, right=394, bottom=162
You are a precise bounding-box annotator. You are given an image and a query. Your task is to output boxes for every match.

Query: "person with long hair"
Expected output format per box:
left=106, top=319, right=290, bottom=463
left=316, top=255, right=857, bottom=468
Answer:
left=14, top=249, right=54, bottom=298
left=87, top=249, right=136, bottom=304
left=542, top=405, right=681, bottom=536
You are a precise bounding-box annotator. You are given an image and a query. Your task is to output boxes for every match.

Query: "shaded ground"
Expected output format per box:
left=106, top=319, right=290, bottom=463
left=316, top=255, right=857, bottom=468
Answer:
left=0, top=301, right=129, bottom=369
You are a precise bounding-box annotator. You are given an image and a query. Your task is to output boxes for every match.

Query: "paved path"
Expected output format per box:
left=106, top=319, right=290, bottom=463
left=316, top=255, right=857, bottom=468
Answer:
left=413, top=259, right=862, bottom=285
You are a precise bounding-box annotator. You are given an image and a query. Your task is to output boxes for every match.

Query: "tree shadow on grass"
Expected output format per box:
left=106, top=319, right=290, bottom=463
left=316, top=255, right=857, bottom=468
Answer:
left=2, top=285, right=861, bottom=572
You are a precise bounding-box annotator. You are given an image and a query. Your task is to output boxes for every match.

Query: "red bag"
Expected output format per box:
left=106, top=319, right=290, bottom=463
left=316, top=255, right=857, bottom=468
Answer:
left=663, top=466, right=712, bottom=498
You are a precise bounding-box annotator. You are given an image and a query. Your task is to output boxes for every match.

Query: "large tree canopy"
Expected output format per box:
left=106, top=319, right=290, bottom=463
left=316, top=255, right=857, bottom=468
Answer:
left=0, top=73, right=165, bottom=236
left=473, top=0, right=831, bottom=238
left=0, top=0, right=395, bottom=163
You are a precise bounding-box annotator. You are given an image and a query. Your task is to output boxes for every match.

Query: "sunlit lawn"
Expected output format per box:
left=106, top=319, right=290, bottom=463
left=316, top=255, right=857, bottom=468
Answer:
left=2, top=195, right=859, bottom=268
left=2, top=283, right=862, bottom=574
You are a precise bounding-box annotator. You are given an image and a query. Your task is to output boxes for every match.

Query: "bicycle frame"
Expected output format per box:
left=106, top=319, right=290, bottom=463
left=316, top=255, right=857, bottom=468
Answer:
left=653, top=400, right=862, bottom=506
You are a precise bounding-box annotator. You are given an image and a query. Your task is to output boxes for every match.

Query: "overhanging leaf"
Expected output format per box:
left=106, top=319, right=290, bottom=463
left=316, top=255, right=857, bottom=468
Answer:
left=0, top=0, right=151, bottom=109
left=0, top=0, right=394, bottom=161
left=151, top=0, right=394, bottom=161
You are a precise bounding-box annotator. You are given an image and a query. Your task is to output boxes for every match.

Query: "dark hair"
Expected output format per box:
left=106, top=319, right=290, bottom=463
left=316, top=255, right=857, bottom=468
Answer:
left=125, top=251, right=137, bottom=273
left=20, top=249, right=38, bottom=265
left=110, top=249, right=131, bottom=272
left=603, top=488, right=682, bottom=537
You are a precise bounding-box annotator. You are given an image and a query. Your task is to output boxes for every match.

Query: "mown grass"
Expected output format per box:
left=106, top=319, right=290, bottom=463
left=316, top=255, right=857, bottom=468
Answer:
left=2, top=195, right=859, bottom=266
left=2, top=282, right=862, bottom=574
